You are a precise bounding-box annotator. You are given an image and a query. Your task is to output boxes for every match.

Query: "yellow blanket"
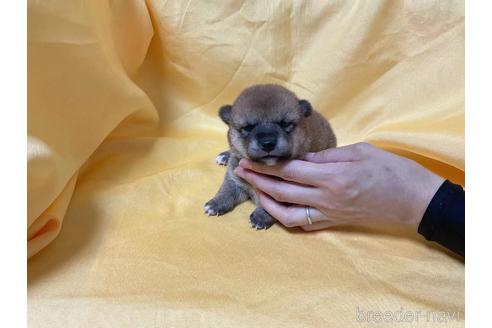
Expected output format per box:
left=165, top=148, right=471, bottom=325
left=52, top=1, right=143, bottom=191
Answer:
left=28, top=0, right=464, bottom=326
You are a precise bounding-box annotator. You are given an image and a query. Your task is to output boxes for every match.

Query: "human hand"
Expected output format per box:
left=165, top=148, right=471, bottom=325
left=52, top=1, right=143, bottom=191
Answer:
left=234, top=143, right=445, bottom=231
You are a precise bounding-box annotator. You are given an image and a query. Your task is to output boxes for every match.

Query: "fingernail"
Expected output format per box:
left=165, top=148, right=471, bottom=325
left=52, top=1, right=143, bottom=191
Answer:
left=234, top=167, right=244, bottom=176
left=239, top=158, right=251, bottom=168
left=302, top=153, right=316, bottom=162
left=303, top=152, right=315, bottom=160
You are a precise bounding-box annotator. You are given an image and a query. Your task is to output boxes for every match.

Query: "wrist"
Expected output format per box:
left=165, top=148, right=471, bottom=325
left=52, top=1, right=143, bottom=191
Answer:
left=407, top=169, right=445, bottom=226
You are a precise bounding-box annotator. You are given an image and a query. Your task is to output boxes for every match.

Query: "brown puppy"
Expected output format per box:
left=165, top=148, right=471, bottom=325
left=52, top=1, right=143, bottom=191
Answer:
left=204, top=84, right=336, bottom=229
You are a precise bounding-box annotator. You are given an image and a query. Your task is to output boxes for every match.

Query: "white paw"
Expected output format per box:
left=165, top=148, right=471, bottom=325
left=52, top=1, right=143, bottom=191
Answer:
left=215, top=154, right=228, bottom=166
left=250, top=223, right=266, bottom=230
left=204, top=204, right=219, bottom=216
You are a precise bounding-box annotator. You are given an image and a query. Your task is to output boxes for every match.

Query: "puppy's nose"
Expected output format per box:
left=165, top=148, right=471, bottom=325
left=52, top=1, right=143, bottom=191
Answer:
left=257, top=134, right=277, bottom=152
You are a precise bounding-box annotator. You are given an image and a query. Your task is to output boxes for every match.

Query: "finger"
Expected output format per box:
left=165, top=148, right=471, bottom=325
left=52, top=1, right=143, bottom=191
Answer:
left=235, top=167, right=320, bottom=205
left=257, top=191, right=326, bottom=227
left=238, top=158, right=330, bottom=186
left=303, top=142, right=373, bottom=163
left=300, top=221, right=336, bottom=231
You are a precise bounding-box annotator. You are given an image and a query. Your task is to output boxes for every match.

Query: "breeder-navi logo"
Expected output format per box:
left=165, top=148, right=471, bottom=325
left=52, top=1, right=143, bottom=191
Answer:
left=355, top=306, right=462, bottom=323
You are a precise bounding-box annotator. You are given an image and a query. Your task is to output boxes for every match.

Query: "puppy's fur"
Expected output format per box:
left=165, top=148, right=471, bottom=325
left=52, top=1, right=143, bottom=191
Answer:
left=204, top=84, right=336, bottom=229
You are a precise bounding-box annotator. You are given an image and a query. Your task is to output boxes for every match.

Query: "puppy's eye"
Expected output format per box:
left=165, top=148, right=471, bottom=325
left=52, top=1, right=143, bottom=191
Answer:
left=279, top=121, right=295, bottom=132
left=239, top=124, right=255, bottom=135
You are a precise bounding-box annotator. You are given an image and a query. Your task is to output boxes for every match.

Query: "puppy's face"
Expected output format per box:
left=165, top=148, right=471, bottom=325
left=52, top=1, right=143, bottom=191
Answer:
left=219, top=85, right=312, bottom=166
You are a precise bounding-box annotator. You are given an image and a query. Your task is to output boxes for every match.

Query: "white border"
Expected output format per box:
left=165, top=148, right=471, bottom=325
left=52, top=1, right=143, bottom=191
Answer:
left=0, top=1, right=27, bottom=327
left=2, top=1, right=481, bottom=327
left=466, top=1, right=492, bottom=327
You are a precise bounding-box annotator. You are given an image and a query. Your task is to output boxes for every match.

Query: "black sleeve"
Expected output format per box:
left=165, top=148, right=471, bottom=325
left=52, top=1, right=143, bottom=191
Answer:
left=417, top=180, right=465, bottom=257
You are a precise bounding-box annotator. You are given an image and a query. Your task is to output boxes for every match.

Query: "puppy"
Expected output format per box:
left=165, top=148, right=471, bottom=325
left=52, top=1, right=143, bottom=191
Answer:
left=204, top=84, right=336, bottom=229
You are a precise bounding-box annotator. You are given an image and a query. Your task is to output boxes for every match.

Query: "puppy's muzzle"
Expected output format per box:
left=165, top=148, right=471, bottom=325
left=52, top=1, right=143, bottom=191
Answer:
left=256, top=132, right=278, bottom=152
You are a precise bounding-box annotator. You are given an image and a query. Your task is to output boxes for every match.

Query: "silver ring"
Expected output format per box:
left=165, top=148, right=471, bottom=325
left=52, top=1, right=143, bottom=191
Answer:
left=305, top=206, right=313, bottom=225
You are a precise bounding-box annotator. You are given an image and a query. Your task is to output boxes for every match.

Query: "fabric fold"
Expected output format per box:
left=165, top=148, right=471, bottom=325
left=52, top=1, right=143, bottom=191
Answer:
left=28, top=174, right=77, bottom=259
left=27, top=0, right=155, bottom=258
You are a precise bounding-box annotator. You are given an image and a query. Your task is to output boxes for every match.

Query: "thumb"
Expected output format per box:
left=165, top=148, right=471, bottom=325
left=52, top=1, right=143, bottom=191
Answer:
left=303, top=143, right=370, bottom=163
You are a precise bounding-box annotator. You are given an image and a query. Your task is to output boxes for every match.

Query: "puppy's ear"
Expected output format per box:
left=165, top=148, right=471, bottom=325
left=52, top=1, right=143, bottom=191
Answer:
left=219, top=105, right=232, bottom=125
left=299, top=100, right=312, bottom=117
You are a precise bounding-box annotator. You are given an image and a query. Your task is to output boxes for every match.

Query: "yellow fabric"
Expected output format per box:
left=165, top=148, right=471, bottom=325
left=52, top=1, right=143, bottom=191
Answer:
left=28, top=0, right=464, bottom=327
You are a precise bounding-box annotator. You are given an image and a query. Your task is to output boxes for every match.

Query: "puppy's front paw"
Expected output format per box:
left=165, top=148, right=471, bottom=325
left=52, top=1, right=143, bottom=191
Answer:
left=204, top=199, right=231, bottom=216
left=249, top=208, right=275, bottom=230
left=215, top=151, right=230, bottom=166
